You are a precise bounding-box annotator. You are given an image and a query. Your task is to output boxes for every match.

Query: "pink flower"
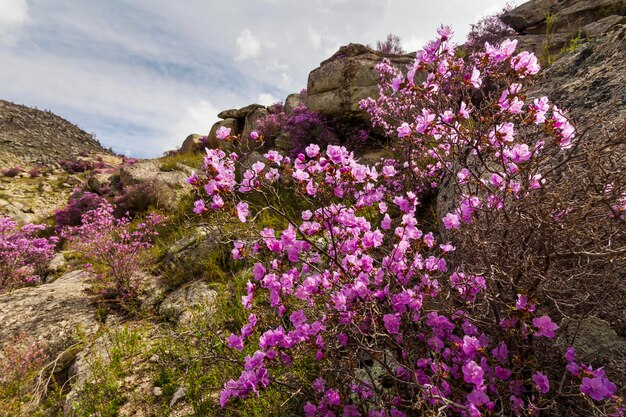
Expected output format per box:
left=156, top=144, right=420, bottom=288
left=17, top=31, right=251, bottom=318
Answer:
left=216, top=126, right=231, bottom=140
left=511, top=51, right=541, bottom=77
left=580, top=376, right=616, bottom=401
left=193, top=199, right=206, bottom=214
left=462, top=361, right=484, bottom=386
left=397, top=122, right=412, bottom=138
left=532, top=372, right=550, bottom=394
left=382, top=165, right=397, bottom=177
left=237, top=201, right=250, bottom=222
left=532, top=315, right=558, bottom=338
left=466, top=67, right=482, bottom=88
left=305, top=144, right=320, bottom=158
left=383, top=314, right=401, bottom=335
left=227, top=333, right=244, bottom=351
left=442, top=213, right=460, bottom=229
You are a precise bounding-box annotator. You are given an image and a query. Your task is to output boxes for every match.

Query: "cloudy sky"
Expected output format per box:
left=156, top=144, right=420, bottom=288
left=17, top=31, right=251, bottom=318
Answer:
left=0, top=0, right=512, bottom=157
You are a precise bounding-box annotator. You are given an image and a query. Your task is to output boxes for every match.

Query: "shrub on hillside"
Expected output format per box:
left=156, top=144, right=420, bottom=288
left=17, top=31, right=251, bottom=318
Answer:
left=191, top=26, right=624, bottom=416
left=54, top=191, right=107, bottom=230
left=0, top=217, right=58, bottom=293
left=57, top=159, right=94, bottom=174
left=465, top=5, right=516, bottom=53
left=2, top=166, right=24, bottom=178
left=113, top=180, right=173, bottom=218
left=375, top=33, right=405, bottom=54
left=61, top=202, right=165, bottom=310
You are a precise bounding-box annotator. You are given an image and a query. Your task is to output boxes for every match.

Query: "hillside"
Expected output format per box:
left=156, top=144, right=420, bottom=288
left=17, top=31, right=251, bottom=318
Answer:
left=0, top=100, right=109, bottom=168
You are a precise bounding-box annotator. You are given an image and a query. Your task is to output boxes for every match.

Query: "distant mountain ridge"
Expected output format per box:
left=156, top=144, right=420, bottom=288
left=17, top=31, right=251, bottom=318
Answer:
left=0, top=99, right=110, bottom=168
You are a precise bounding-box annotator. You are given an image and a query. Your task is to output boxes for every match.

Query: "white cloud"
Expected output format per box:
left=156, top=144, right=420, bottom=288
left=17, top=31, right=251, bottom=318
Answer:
left=0, top=0, right=29, bottom=44
left=403, top=36, right=426, bottom=53
left=0, top=0, right=513, bottom=157
left=170, top=100, right=220, bottom=146
left=258, top=93, right=279, bottom=105
left=235, top=28, right=262, bottom=60
left=309, top=27, right=322, bottom=49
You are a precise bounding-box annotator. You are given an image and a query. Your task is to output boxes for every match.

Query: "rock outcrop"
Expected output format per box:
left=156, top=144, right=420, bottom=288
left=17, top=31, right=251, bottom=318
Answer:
left=0, top=270, right=100, bottom=368
left=118, top=159, right=191, bottom=211
left=501, top=0, right=626, bottom=57
left=306, top=44, right=413, bottom=120
left=178, top=133, right=204, bottom=154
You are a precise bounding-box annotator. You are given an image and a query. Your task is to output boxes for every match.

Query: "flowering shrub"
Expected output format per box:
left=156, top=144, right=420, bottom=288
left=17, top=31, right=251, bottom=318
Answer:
left=54, top=191, right=107, bottom=230
left=0, top=217, right=58, bottom=293
left=256, top=103, right=337, bottom=157
left=375, top=33, right=405, bottom=55
left=256, top=106, right=289, bottom=142
left=113, top=180, right=171, bottom=218
left=0, top=333, right=48, bottom=414
left=465, top=6, right=515, bottom=54
left=61, top=202, right=165, bottom=310
left=2, top=166, right=24, bottom=177
left=190, top=27, right=624, bottom=416
left=57, top=159, right=94, bottom=174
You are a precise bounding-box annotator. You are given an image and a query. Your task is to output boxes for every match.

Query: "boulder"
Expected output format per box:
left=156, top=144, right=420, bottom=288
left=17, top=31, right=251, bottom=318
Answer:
left=557, top=316, right=626, bottom=384
left=501, top=0, right=626, bottom=56
left=118, top=160, right=190, bottom=211
left=179, top=133, right=205, bottom=154
left=161, top=225, right=220, bottom=272
left=217, top=104, right=264, bottom=120
left=120, top=160, right=189, bottom=190
left=0, top=270, right=99, bottom=367
left=159, top=280, right=217, bottom=325
left=242, top=107, right=269, bottom=140
left=501, top=0, right=624, bottom=33
left=284, top=93, right=305, bottom=115
left=206, top=118, right=240, bottom=150
left=307, top=43, right=413, bottom=120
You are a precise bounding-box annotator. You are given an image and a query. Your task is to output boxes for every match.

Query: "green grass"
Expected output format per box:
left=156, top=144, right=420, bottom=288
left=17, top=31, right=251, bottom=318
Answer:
left=158, top=152, right=204, bottom=172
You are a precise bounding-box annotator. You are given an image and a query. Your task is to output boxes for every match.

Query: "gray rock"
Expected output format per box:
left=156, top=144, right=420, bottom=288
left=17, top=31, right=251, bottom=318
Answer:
left=161, top=225, right=221, bottom=272
left=501, top=0, right=626, bottom=56
left=242, top=107, right=269, bottom=140
left=0, top=270, right=98, bottom=352
left=0, top=270, right=100, bottom=414
left=274, top=132, right=295, bottom=153
left=159, top=280, right=217, bottom=325
left=179, top=133, right=205, bottom=154
left=48, top=252, right=67, bottom=274
left=557, top=316, right=626, bottom=383
left=206, top=118, right=240, bottom=150
left=307, top=43, right=413, bottom=120
left=170, top=386, right=187, bottom=407
left=86, top=172, right=116, bottom=195
left=284, top=93, right=305, bottom=115
left=218, top=104, right=264, bottom=120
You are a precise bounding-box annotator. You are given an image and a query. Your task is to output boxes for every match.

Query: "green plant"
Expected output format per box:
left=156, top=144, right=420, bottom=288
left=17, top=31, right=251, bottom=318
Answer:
left=541, top=11, right=557, bottom=66
left=562, top=28, right=587, bottom=54
left=68, top=326, right=149, bottom=417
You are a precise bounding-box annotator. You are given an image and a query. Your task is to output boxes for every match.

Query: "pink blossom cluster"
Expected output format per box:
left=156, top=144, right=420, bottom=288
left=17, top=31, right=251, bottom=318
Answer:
left=61, top=202, right=165, bottom=307
left=189, top=27, right=623, bottom=416
left=0, top=216, right=58, bottom=293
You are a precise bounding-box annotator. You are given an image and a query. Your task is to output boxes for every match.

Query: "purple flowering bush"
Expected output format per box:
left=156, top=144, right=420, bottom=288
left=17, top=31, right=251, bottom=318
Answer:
left=375, top=33, right=405, bottom=55
left=61, top=202, right=165, bottom=310
left=2, top=166, right=24, bottom=178
left=465, top=6, right=515, bottom=54
left=188, top=27, right=624, bottom=416
left=54, top=191, right=107, bottom=230
left=0, top=217, right=58, bottom=294
left=57, top=159, right=94, bottom=174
